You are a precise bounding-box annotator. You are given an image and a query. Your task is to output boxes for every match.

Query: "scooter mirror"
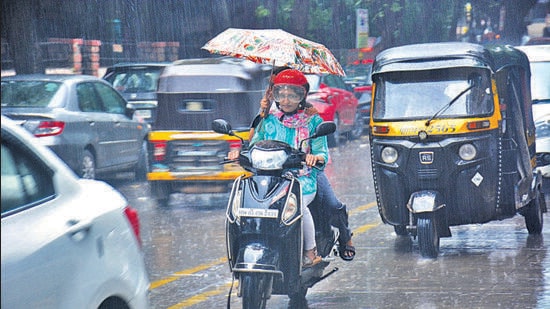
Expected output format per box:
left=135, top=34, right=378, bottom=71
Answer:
left=212, top=119, right=232, bottom=134
left=299, top=121, right=337, bottom=151
left=313, top=121, right=336, bottom=138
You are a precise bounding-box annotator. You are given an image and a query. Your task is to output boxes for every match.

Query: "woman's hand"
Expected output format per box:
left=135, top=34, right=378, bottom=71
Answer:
left=259, top=96, right=271, bottom=117
left=228, top=150, right=240, bottom=160
left=304, top=154, right=324, bottom=167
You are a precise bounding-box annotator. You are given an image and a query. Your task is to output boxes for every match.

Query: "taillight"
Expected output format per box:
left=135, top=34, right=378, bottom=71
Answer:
left=151, top=140, right=167, bottom=161
left=373, top=125, right=390, bottom=134
left=124, top=206, right=142, bottom=247
left=467, top=120, right=490, bottom=130
left=34, top=121, right=65, bottom=137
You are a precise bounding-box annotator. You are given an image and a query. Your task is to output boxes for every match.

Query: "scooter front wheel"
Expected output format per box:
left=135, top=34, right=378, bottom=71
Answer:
left=288, top=285, right=308, bottom=308
left=523, top=189, right=544, bottom=234
left=241, top=273, right=270, bottom=309
left=417, top=216, right=439, bottom=258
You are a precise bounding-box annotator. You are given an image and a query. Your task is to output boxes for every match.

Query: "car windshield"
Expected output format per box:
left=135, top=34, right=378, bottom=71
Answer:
left=343, top=63, right=373, bottom=86
left=530, top=61, right=550, bottom=102
left=372, top=68, right=493, bottom=121
left=1, top=81, right=61, bottom=107
left=104, top=68, right=162, bottom=93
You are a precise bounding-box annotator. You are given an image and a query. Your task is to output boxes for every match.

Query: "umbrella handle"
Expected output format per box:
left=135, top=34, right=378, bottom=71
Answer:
left=260, top=77, right=274, bottom=118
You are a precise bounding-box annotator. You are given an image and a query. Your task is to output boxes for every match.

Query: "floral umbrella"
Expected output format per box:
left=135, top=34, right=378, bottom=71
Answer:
left=202, top=28, right=346, bottom=76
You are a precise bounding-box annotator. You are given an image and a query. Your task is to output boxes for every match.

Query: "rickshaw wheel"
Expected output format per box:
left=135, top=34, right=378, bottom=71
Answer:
left=417, top=217, right=439, bottom=258
left=394, top=225, right=408, bottom=236
left=524, top=189, right=544, bottom=234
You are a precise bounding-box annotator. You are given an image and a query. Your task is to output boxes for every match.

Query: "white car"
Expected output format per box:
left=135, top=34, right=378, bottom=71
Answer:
left=1, top=115, right=150, bottom=309
left=516, top=45, right=550, bottom=181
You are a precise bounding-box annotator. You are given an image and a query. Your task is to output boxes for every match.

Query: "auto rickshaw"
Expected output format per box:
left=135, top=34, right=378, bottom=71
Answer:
left=368, top=42, right=546, bottom=258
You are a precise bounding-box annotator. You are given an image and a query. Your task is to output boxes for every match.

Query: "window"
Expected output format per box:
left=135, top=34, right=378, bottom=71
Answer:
left=1, top=81, right=61, bottom=107
left=1, top=130, right=55, bottom=215
left=95, top=82, right=126, bottom=114
left=77, top=82, right=102, bottom=112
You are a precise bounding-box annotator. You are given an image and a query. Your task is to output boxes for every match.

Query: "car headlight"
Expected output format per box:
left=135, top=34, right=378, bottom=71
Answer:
left=381, top=146, right=398, bottom=164
left=250, top=148, right=288, bottom=170
left=458, top=143, right=477, bottom=161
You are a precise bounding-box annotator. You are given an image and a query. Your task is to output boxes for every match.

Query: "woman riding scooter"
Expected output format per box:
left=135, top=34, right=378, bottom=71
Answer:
left=229, top=69, right=328, bottom=266
left=250, top=66, right=356, bottom=261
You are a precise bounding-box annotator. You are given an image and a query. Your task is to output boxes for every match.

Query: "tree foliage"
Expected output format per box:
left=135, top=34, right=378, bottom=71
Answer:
left=1, top=0, right=539, bottom=74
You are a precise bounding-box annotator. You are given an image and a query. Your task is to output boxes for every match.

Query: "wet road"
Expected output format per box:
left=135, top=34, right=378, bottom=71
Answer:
left=112, top=135, right=550, bottom=309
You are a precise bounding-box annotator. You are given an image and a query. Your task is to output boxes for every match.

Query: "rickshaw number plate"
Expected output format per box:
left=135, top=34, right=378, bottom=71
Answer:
left=238, top=208, right=279, bottom=218
left=419, top=152, right=434, bottom=164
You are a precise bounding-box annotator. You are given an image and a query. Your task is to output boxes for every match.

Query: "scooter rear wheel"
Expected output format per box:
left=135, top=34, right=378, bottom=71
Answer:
left=241, top=273, right=270, bottom=309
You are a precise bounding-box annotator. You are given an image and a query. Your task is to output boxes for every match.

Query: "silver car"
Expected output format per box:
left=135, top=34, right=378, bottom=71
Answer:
left=1, top=74, right=150, bottom=180
left=1, top=115, right=150, bottom=309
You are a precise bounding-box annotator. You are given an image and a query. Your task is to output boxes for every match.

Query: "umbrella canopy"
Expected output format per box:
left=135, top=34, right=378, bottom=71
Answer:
left=202, top=28, right=345, bottom=76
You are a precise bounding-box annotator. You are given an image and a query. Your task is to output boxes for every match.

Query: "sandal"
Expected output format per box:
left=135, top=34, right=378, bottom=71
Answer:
left=339, top=244, right=356, bottom=261
left=303, top=248, right=322, bottom=268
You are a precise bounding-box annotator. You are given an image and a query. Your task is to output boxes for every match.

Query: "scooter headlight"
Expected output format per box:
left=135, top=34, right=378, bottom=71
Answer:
left=250, top=148, right=288, bottom=170
left=281, top=193, right=299, bottom=225
left=458, top=143, right=477, bottom=161
left=381, top=146, right=398, bottom=164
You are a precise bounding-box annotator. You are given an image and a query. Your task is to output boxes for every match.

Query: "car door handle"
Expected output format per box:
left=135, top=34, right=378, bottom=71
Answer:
left=66, top=218, right=92, bottom=242
left=86, top=119, right=95, bottom=126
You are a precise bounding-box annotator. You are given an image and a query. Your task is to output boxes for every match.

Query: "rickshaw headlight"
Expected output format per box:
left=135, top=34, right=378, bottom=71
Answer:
left=459, top=143, right=477, bottom=161
left=381, top=146, right=398, bottom=164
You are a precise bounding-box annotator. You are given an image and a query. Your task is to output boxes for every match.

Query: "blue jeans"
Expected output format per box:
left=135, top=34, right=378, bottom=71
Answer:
left=314, top=171, right=352, bottom=245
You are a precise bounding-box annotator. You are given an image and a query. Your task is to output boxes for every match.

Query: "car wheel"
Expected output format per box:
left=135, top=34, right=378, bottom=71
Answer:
left=347, top=111, right=364, bottom=140
left=134, top=141, right=149, bottom=182
left=79, top=150, right=96, bottom=179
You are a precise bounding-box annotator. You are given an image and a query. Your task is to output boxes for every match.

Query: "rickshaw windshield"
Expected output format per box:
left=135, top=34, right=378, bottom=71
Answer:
left=372, top=68, right=493, bottom=121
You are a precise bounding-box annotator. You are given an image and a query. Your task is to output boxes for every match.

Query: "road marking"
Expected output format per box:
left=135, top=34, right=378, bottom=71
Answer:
left=167, top=282, right=233, bottom=309
left=150, top=257, right=227, bottom=289
left=151, top=201, right=381, bottom=307
left=349, top=201, right=377, bottom=215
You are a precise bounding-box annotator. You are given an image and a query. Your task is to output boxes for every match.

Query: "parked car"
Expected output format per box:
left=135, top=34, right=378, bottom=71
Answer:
left=305, top=73, right=362, bottom=146
left=148, top=57, right=271, bottom=205
left=356, top=90, right=372, bottom=129
left=343, top=59, right=373, bottom=89
left=1, top=74, right=150, bottom=180
left=102, top=62, right=170, bottom=125
left=1, top=115, right=150, bottom=309
left=516, top=45, right=550, bottom=188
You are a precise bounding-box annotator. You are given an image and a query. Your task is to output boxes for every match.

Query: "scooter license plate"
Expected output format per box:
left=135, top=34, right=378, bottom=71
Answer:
left=238, top=208, right=279, bottom=218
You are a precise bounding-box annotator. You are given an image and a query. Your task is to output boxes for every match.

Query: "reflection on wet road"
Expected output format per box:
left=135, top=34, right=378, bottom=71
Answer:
left=113, top=136, right=550, bottom=309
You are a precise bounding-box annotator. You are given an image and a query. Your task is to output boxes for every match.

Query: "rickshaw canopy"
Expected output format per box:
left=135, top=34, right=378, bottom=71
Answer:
left=372, top=42, right=531, bottom=76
